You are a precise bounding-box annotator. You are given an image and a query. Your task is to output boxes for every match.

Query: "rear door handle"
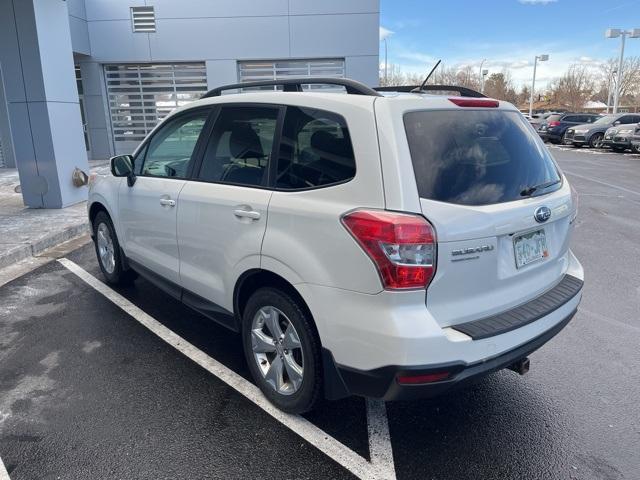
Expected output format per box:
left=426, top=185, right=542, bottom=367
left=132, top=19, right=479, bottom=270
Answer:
left=233, top=207, right=261, bottom=220
left=160, top=198, right=176, bottom=207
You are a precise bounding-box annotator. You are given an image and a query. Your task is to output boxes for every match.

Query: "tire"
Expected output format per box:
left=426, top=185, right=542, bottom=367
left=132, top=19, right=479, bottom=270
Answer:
left=242, top=287, right=322, bottom=414
left=92, top=211, right=136, bottom=286
left=589, top=133, right=604, bottom=149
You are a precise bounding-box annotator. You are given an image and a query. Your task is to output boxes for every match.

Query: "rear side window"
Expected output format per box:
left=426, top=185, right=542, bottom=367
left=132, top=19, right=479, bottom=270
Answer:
left=198, top=106, right=279, bottom=187
left=276, top=107, right=355, bottom=190
left=404, top=110, right=561, bottom=206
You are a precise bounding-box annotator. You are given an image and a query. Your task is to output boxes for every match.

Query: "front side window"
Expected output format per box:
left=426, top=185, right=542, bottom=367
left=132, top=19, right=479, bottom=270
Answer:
left=197, top=106, right=279, bottom=187
left=594, top=115, right=616, bottom=124
left=276, top=107, right=355, bottom=190
left=141, top=111, right=209, bottom=178
left=404, top=110, right=561, bottom=206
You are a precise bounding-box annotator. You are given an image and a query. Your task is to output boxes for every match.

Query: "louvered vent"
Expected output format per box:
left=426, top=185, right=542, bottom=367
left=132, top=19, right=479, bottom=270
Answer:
left=131, top=6, right=156, bottom=33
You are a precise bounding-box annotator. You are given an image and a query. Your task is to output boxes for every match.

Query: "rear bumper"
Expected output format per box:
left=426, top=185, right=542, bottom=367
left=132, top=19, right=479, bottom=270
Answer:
left=324, top=273, right=582, bottom=401
left=539, top=131, right=561, bottom=142
left=328, top=306, right=577, bottom=401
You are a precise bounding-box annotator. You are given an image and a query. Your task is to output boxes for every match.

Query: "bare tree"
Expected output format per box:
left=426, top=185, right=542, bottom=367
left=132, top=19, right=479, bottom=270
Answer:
left=379, top=64, right=408, bottom=87
left=548, top=65, right=594, bottom=111
left=598, top=56, right=640, bottom=105
left=483, top=71, right=517, bottom=103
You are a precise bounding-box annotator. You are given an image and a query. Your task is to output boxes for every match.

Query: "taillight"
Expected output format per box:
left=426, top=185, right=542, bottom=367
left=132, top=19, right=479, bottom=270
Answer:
left=548, top=121, right=561, bottom=127
left=448, top=98, right=499, bottom=108
left=397, top=371, right=450, bottom=385
left=341, top=210, right=436, bottom=290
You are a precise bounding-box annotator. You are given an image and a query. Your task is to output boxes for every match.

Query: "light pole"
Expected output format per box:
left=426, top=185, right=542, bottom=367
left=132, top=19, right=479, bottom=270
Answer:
left=606, top=68, right=617, bottom=113
left=529, top=54, right=549, bottom=118
left=383, top=37, right=389, bottom=85
left=478, top=59, right=486, bottom=88
left=481, top=69, right=488, bottom=93
left=606, top=28, right=640, bottom=113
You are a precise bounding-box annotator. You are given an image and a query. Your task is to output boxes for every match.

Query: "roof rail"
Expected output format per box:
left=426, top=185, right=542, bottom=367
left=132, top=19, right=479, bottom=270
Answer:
left=374, top=84, right=486, bottom=98
left=202, top=77, right=382, bottom=98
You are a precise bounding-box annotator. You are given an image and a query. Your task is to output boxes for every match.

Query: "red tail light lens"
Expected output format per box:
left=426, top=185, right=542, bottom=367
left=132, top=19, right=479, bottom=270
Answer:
left=397, top=371, right=450, bottom=385
left=341, top=210, right=436, bottom=290
left=448, top=98, right=499, bottom=108
left=548, top=121, right=561, bottom=127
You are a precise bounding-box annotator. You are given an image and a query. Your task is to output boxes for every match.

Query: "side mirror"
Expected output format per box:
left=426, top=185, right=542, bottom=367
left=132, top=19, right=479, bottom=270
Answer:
left=110, top=155, right=136, bottom=186
left=613, top=120, right=621, bottom=126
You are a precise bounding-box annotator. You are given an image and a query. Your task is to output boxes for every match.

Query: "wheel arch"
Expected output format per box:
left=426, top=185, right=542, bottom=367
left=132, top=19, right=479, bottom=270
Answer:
left=233, top=269, right=351, bottom=401
left=233, top=269, right=315, bottom=335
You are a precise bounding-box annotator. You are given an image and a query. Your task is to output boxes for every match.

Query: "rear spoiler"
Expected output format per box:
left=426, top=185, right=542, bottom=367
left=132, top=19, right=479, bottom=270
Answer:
left=374, top=85, right=486, bottom=98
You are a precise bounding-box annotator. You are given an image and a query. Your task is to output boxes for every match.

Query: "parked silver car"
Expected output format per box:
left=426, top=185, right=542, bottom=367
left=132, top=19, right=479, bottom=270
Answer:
left=564, top=113, right=640, bottom=148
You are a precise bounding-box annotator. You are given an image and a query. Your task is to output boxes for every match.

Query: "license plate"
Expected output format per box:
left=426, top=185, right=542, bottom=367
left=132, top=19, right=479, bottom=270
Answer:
left=513, top=229, right=549, bottom=268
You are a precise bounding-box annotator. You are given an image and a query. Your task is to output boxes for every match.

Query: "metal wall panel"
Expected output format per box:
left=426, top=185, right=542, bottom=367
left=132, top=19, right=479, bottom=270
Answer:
left=104, top=63, right=207, bottom=154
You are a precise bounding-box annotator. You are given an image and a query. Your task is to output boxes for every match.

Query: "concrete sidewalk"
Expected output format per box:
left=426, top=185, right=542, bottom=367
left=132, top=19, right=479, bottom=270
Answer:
left=0, top=161, right=109, bottom=270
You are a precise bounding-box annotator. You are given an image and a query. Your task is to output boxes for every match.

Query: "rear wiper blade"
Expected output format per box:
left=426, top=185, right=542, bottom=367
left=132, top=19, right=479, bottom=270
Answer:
left=520, top=179, right=561, bottom=197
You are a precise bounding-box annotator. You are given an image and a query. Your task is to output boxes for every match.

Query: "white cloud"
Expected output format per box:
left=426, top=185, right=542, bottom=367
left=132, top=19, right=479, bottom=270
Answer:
left=380, top=26, right=394, bottom=41
left=518, top=0, right=558, bottom=4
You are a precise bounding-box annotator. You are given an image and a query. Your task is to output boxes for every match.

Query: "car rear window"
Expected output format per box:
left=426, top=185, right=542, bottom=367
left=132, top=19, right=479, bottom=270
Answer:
left=546, top=114, right=562, bottom=122
left=404, top=110, right=561, bottom=206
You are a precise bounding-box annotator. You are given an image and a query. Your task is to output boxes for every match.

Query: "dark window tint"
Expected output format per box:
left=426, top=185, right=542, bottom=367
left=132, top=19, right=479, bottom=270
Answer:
left=618, top=115, right=640, bottom=124
left=404, top=110, right=561, bottom=206
left=198, top=106, right=279, bottom=186
left=276, top=107, right=355, bottom=189
left=141, top=111, right=208, bottom=178
left=562, top=115, right=578, bottom=122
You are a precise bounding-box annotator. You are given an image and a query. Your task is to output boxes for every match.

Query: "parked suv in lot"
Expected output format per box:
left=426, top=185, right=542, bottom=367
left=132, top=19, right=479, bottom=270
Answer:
left=632, top=124, right=640, bottom=153
left=538, top=113, right=599, bottom=144
left=564, top=113, right=640, bottom=148
left=88, top=78, right=583, bottom=413
left=603, top=122, right=640, bottom=152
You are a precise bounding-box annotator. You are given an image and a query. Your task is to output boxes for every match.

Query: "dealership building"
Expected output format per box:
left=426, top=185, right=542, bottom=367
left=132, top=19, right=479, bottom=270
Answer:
left=0, top=0, right=379, bottom=208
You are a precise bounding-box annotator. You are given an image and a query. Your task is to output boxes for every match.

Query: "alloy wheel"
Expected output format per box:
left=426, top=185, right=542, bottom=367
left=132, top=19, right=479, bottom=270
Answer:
left=251, top=306, right=304, bottom=395
left=590, top=133, right=604, bottom=148
left=96, top=223, right=116, bottom=274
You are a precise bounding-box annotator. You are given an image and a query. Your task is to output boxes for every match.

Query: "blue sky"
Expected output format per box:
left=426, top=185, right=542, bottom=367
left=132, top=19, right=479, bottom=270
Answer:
left=380, top=0, right=640, bottom=88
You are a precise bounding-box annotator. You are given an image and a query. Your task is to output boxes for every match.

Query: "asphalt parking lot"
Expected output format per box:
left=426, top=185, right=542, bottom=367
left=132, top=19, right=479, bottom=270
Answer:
left=1, top=145, right=639, bottom=480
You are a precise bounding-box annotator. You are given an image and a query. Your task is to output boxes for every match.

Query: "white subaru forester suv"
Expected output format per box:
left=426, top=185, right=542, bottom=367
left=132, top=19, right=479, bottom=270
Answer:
left=88, top=78, right=583, bottom=413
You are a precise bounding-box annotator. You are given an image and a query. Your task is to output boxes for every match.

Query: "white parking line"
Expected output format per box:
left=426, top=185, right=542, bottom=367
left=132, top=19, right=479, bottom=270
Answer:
left=366, top=399, right=396, bottom=479
left=562, top=170, right=640, bottom=197
left=57, top=258, right=396, bottom=480
left=0, top=456, right=10, bottom=480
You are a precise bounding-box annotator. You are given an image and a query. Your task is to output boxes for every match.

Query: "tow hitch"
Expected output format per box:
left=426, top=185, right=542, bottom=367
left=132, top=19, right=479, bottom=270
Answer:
left=508, top=357, right=530, bottom=375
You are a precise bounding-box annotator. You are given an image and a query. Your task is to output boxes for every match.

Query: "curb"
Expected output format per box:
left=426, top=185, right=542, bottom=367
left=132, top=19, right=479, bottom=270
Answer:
left=0, top=221, right=89, bottom=270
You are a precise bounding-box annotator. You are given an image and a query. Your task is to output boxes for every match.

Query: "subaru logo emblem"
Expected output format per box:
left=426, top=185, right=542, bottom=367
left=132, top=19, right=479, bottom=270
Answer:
left=534, top=206, right=551, bottom=223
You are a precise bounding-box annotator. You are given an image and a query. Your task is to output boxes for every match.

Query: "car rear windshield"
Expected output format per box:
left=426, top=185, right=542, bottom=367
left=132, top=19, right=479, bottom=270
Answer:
left=404, top=110, right=561, bottom=206
left=546, top=114, right=562, bottom=122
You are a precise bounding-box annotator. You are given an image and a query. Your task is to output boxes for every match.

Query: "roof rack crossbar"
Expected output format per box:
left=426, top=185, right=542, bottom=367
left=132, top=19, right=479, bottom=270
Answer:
left=374, top=84, right=487, bottom=98
left=202, top=78, right=382, bottom=98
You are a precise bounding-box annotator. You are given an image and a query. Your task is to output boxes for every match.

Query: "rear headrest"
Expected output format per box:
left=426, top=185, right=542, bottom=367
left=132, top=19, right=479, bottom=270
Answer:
left=310, top=130, right=349, bottom=158
left=229, top=123, right=264, bottom=159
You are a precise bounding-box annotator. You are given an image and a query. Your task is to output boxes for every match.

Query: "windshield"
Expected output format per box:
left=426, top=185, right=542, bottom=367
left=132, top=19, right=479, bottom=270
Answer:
left=594, top=115, right=616, bottom=124
left=404, top=110, right=561, bottom=206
